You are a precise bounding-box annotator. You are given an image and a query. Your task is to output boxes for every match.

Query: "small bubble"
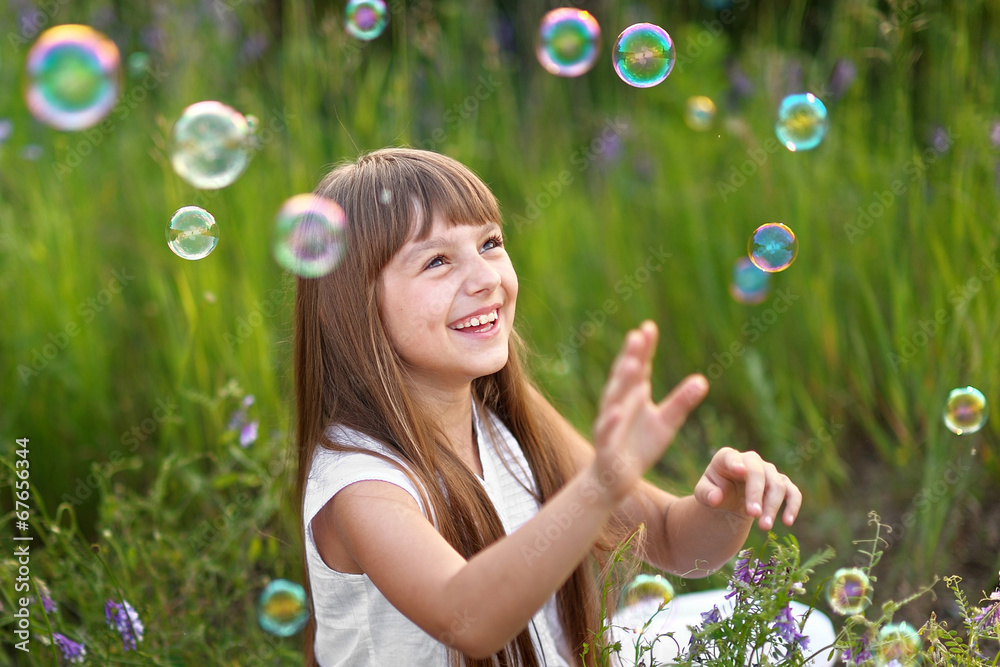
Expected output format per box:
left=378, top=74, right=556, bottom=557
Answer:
left=748, top=223, right=798, bottom=272
left=536, top=8, right=601, bottom=78
left=379, top=188, right=392, bottom=204
left=167, top=206, right=220, bottom=260
left=775, top=93, right=828, bottom=151
left=612, top=23, right=675, bottom=88
left=685, top=96, right=716, bottom=131
left=943, top=386, right=988, bottom=435
left=257, top=579, right=309, bottom=636
left=874, top=622, right=921, bottom=666
left=345, top=0, right=388, bottom=41
left=245, top=114, right=260, bottom=133
left=272, top=194, right=347, bottom=277
left=126, top=51, right=150, bottom=77
left=729, top=256, right=770, bottom=304
left=620, top=574, right=675, bottom=609
left=826, top=567, right=872, bottom=616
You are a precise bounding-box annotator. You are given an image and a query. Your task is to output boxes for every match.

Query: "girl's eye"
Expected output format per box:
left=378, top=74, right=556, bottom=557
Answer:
left=424, top=256, right=445, bottom=270
left=482, top=235, right=504, bottom=252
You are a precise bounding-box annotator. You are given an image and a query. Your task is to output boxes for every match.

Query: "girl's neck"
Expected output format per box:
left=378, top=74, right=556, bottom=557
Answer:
left=410, top=383, right=482, bottom=477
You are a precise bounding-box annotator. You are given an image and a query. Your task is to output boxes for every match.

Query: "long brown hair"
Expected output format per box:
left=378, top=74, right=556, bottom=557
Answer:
left=294, top=147, right=624, bottom=666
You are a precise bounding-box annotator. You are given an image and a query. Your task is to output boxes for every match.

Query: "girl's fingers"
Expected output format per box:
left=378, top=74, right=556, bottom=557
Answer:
left=653, top=374, right=710, bottom=442
left=780, top=477, right=803, bottom=526
left=758, top=465, right=787, bottom=530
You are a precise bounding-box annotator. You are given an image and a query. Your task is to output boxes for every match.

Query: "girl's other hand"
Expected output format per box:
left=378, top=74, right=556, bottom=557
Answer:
left=590, top=320, right=709, bottom=503
left=693, top=447, right=803, bottom=530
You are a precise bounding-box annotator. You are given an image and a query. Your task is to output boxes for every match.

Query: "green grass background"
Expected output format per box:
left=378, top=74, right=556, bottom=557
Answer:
left=1, top=0, right=999, bottom=663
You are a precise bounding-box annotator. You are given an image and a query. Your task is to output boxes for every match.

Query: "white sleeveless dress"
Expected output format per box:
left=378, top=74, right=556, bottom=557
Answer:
left=302, top=401, right=573, bottom=666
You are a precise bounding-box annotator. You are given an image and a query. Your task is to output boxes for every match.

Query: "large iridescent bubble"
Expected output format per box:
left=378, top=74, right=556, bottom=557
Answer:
left=748, top=223, right=798, bottom=272
left=612, top=23, right=675, bottom=88
left=169, top=101, right=252, bottom=190
left=874, top=623, right=922, bottom=666
left=257, top=579, right=309, bottom=636
left=25, top=25, right=122, bottom=131
left=166, top=206, right=219, bottom=260
left=776, top=93, right=828, bottom=152
left=272, top=194, right=347, bottom=277
left=536, top=8, right=601, bottom=77
left=943, top=386, right=988, bottom=435
left=345, top=0, right=389, bottom=41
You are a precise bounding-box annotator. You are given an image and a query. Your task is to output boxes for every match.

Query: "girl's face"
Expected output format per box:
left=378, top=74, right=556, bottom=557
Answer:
left=379, top=214, right=517, bottom=393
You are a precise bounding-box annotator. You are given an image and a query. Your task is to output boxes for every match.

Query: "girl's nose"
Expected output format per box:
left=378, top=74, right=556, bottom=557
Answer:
left=465, top=254, right=502, bottom=295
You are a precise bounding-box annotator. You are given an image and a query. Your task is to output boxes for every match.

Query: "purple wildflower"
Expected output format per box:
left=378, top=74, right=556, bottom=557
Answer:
left=239, top=420, right=259, bottom=447
left=973, top=590, right=1000, bottom=632
left=41, top=593, right=58, bottom=614
left=700, top=605, right=721, bottom=625
left=827, top=58, right=857, bottom=100
left=842, top=631, right=873, bottom=665
left=733, top=549, right=753, bottom=584
left=105, top=599, right=144, bottom=651
left=53, top=633, right=86, bottom=663
left=773, top=604, right=809, bottom=649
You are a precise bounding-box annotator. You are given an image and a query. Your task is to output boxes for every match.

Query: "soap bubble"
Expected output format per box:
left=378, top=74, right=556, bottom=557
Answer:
left=612, top=23, right=675, bottom=88
left=126, top=51, right=150, bottom=77
left=874, top=622, right=921, bottom=666
left=536, top=8, right=601, bottom=77
left=944, top=386, right=988, bottom=435
left=775, top=93, right=828, bottom=151
left=25, top=24, right=122, bottom=131
left=257, top=579, right=309, bottom=637
left=730, top=257, right=771, bottom=304
left=620, top=574, right=675, bottom=609
left=345, top=0, right=388, bottom=41
left=166, top=206, right=219, bottom=260
left=685, top=96, right=716, bottom=131
left=826, top=568, right=872, bottom=616
left=748, top=223, right=798, bottom=272
left=170, top=101, right=251, bottom=190
left=273, top=194, right=347, bottom=277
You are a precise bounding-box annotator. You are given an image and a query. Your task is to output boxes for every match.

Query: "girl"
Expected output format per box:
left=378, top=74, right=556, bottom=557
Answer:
left=293, top=147, right=803, bottom=666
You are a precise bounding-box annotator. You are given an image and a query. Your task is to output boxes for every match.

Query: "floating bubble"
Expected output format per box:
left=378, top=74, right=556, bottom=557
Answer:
left=245, top=114, right=260, bottom=133
left=826, top=568, right=872, bottom=616
left=775, top=93, right=828, bottom=151
left=273, top=194, right=347, bottom=277
left=257, top=579, right=309, bottom=637
left=729, top=257, right=771, bottom=304
left=25, top=24, right=122, bottom=131
left=167, top=206, right=219, bottom=260
left=345, top=0, right=388, bottom=41
left=612, top=23, right=675, bottom=88
left=126, top=51, right=150, bottom=77
left=685, top=96, right=716, bottom=131
left=944, top=386, right=988, bottom=435
left=620, top=574, right=675, bottom=609
left=536, top=8, right=601, bottom=77
left=874, top=622, right=922, bottom=666
left=748, top=223, right=798, bottom=272
left=170, top=101, right=251, bottom=190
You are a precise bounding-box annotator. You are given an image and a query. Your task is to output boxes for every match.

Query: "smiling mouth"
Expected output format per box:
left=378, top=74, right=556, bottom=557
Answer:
left=449, top=309, right=499, bottom=332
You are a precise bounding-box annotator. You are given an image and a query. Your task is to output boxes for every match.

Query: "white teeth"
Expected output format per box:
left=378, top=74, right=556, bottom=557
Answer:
left=452, top=309, right=498, bottom=330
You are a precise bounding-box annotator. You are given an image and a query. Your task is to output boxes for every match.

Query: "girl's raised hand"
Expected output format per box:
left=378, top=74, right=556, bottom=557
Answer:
left=590, top=320, right=709, bottom=503
left=693, top=447, right=803, bottom=530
